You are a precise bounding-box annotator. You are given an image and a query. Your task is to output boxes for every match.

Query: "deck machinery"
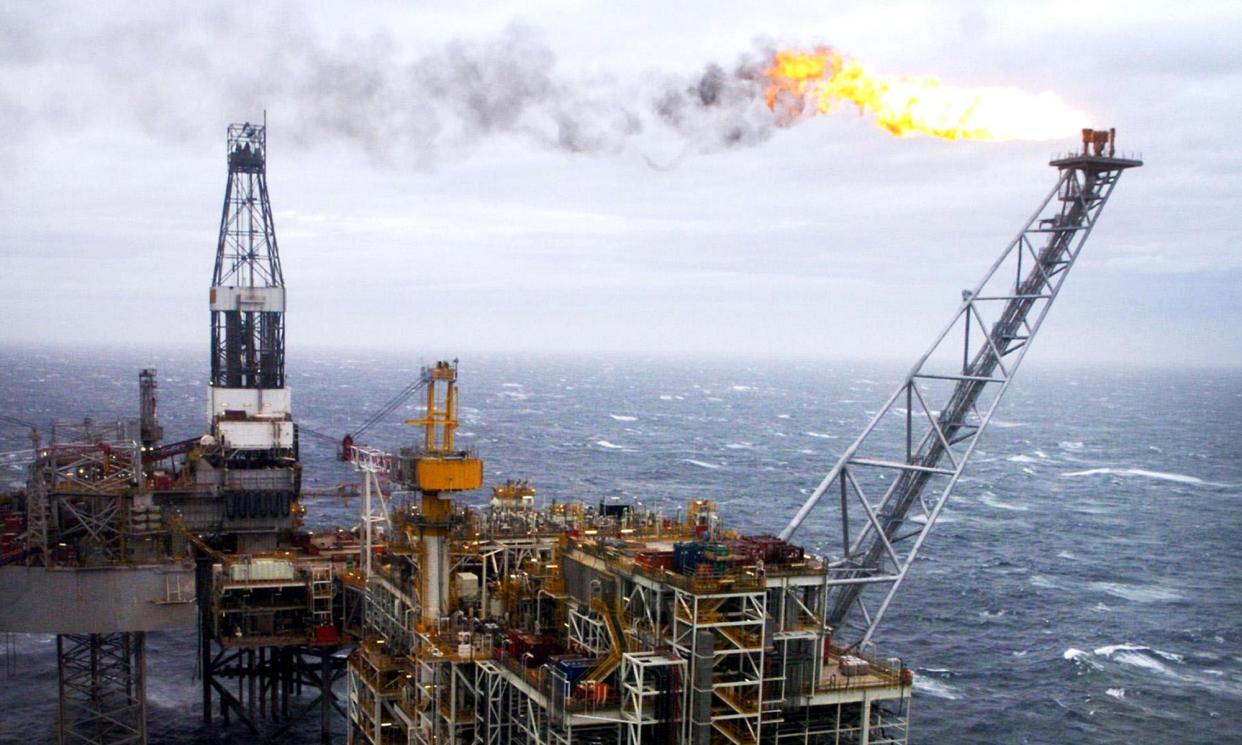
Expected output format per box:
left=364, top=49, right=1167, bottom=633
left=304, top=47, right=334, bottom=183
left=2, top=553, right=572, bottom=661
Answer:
left=0, top=126, right=1141, bottom=745
left=345, top=371, right=908, bottom=745
left=346, top=484, right=914, bottom=745
left=341, top=129, right=1142, bottom=745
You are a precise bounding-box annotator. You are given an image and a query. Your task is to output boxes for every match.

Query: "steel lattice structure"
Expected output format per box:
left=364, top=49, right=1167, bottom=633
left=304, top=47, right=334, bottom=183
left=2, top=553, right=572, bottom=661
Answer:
left=25, top=422, right=143, bottom=566
left=350, top=445, right=395, bottom=579
left=210, top=121, right=286, bottom=389
left=57, top=632, right=146, bottom=745
left=781, top=143, right=1142, bottom=646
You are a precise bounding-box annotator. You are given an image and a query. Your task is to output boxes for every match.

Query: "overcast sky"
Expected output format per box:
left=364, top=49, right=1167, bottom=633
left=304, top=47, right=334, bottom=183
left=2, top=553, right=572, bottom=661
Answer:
left=1, top=1, right=1239, bottom=367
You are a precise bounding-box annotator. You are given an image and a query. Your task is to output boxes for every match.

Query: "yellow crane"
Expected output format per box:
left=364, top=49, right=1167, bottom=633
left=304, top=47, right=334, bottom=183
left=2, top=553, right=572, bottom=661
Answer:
left=401, top=361, right=483, bottom=629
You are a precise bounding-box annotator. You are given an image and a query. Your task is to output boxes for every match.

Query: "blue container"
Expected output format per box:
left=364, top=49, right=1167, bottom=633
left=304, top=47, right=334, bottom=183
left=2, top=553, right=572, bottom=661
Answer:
left=673, top=542, right=706, bottom=575
left=555, top=657, right=596, bottom=685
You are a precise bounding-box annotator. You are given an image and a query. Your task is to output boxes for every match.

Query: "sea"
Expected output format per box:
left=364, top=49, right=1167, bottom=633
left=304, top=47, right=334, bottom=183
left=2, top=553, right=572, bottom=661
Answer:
left=1, top=344, right=1239, bottom=744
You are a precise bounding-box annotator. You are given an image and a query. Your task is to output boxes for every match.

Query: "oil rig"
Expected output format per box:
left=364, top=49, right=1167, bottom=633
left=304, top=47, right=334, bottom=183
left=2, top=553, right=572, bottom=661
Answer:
left=0, top=125, right=1141, bottom=745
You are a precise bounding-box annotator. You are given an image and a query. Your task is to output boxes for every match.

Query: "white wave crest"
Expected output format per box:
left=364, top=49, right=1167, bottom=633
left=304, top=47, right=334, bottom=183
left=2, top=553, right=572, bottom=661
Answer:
left=1059, top=441, right=1085, bottom=450
left=1094, top=644, right=1184, bottom=663
left=979, top=492, right=1029, bottom=512
left=1090, top=582, right=1183, bottom=603
left=594, top=440, right=628, bottom=450
left=913, top=676, right=960, bottom=700
left=683, top=459, right=722, bottom=470
left=1112, top=650, right=1175, bottom=676
left=1006, top=454, right=1037, bottom=463
left=1061, top=467, right=1225, bottom=487
left=805, top=431, right=838, bottom=439
left=1063, top=648, right=1103, bottom=670
left=1106, top=687, right=1125, bottom=700
left=609, top=414, right=637, bottom=421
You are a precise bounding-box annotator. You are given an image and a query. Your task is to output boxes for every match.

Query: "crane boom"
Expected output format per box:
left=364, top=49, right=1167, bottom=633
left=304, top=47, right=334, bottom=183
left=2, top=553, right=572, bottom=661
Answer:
left=781, top=129, right=1141, bottom=646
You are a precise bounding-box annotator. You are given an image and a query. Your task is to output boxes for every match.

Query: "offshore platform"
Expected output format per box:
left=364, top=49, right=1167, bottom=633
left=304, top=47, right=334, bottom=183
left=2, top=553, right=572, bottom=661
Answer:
left=0, top=124, right=1140, bottom=745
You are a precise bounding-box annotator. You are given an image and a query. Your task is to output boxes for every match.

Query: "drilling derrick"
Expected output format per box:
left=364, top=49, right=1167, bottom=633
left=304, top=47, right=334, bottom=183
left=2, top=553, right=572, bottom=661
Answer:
left=209, top=121, right=290, bottom=455
left=184, top=121, right=299, bottom=546
left=781, top=129, right=1142, bottom=647
left=211, top=122, right=285, bottom=391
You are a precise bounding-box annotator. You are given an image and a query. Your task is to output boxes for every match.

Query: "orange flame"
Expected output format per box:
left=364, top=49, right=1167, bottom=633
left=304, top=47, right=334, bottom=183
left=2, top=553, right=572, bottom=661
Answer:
left=765, top=48, right=1088, bottom=141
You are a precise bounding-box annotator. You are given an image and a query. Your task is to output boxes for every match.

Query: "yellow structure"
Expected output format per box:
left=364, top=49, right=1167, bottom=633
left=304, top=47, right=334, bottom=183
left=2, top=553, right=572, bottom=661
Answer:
left=401, top=360, right=483, bottom=627
left=403, top=360, right=483, bottom=493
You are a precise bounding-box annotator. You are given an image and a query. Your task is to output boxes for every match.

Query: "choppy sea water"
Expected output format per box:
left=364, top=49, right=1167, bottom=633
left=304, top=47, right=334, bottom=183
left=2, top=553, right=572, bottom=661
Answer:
left=1, top=345, right=1239, bottom=744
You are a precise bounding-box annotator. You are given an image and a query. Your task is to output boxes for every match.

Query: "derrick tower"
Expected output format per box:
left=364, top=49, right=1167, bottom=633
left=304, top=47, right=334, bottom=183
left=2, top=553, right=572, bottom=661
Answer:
left=192, top=121, right=299, bottom=545
left=207, top=120, right=293, bottom=473
left=211, top=121, right=285, bottom=390
left=191, top=124, right=345, bottom=742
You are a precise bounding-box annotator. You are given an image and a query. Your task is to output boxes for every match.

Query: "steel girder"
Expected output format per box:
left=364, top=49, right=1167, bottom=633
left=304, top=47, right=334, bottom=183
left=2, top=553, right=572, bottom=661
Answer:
left=781, top=154, right=1141, bottom=646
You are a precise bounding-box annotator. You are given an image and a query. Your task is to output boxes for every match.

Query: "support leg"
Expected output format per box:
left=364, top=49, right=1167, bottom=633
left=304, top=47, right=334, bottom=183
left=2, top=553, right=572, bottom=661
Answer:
left=56, top=632, right=148, bottom=745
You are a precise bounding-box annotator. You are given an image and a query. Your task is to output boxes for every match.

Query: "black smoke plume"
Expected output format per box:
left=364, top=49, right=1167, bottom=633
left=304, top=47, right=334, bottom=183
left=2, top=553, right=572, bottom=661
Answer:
left=0, top=5, right=783, bottom=168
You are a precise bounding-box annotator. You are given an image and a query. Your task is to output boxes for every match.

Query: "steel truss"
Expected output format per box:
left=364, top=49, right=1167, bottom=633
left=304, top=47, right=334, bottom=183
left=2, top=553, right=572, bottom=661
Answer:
left=766, top=575, right=832, bottom=709
left=569, top=604, right=611, bottom=654
left=26, top=439, right=144, bottom=566
left=211, top=121, right=285, bottom=390
left=57, top=632, right=146, bottom=745
left=351, top=446, right=394, bottom=579
left=768, top=699, right=910, bottom=745
left=471, top=538, right=558, bottom=619
left=781, top=153, right=1142, bottom=645
left=344, top=642, right=402, bottom=745
left=201, top=641, right=346, bottom=744
left=364, top=575, right=416, bottom=653
left=620, top=652, right=685, bottom=745
left=623, top=580, right=665, bottom=650
left=403, top=656, right=478, bottom=745
left=474, top=660, right=509, bottom=745
left=670, top=587, right=768, bottom=745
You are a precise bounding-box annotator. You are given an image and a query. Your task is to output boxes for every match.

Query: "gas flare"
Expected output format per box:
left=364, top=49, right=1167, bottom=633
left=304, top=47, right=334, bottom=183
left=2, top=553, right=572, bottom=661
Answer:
left=764, top=48, right=1088, bottom=141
